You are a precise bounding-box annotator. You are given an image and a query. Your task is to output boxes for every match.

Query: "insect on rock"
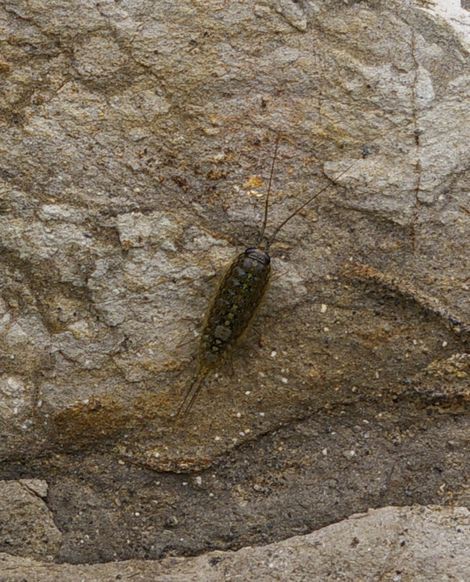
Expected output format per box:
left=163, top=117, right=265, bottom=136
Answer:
left=174, top=134, right=369, bottom=418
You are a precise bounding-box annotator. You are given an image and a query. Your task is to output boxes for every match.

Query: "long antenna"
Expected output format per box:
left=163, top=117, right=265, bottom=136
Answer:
left=267, top=152, right=368, bottom=248
left=267, top=160, right=359, bottom=249
left=264, top=111, right=419, bottom=250
left=257, top=133, right=281, bottom=246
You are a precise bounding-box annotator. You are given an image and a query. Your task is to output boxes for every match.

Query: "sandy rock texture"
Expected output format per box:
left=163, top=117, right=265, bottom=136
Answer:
left=0, top=0, right=469, bottom=576
left=0, top=0, right=468, bottom=471
left=0, top=506, right=469, bottom=581
left=0, top=479, right=61, bottom=561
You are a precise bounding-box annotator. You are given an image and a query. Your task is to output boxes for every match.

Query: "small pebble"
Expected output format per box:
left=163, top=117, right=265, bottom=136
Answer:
left=165, top=516, right=178, bottom=528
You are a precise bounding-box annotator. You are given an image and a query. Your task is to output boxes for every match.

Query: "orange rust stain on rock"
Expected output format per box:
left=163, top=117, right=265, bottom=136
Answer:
left=134, top=391, right=174, bottom=420
left=52, top=396, right=132, bottom=445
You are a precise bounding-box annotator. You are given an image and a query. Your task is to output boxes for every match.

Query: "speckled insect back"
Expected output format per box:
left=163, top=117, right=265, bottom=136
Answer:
left=202, top=248, right=271, bottom=365
left=174, top=137, right=280, bottom=418
left=174, top=134, right=375, bottom=417
left=174, top=248, right=271, bottom=417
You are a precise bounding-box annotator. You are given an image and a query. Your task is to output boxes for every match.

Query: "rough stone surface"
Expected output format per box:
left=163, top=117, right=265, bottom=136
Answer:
left=2, top=399, right=469, bottom=565
left=0, top=0, right=468, bottom=575
left=0, top=506, right=469, bottom=581
left=0, top=0, right=469, bottom=471
left=0, top=480, right=61, bottom=561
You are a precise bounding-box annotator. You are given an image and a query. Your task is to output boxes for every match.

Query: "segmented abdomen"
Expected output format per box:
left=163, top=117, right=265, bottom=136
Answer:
left=199, top=249, right=271, bottom=368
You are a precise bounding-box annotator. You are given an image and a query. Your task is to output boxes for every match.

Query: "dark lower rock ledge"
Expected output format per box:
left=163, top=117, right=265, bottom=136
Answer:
left=0, top=505, right=468, bottom=581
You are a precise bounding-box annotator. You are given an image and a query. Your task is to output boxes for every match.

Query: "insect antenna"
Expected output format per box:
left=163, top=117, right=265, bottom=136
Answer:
left=265, top=107, right=422, bottom=250
left=257, top=132, right=281, bottom=248
left=267, top=152, right=372, bottom=249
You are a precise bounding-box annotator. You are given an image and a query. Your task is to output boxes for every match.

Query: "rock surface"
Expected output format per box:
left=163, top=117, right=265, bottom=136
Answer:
left=0, top=0, right=469, bottom=471
left=0, top=480, right=61, bottom=561
left=0, top=0, right=468, bottom=576
left=0, top=506, right=469, bottom=581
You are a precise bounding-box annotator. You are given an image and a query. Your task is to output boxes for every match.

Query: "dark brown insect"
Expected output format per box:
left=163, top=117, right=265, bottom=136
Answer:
left=174, top=135, right=377, bottom=417
left=174, top=246, right=272, bottom=417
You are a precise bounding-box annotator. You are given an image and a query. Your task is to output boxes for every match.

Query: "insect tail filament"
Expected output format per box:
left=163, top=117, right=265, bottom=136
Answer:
left=174, top=366, right=210, bottom=418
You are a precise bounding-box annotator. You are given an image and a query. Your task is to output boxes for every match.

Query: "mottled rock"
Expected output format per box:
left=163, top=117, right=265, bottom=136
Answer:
left=0, top=0, right=468, bottom=572
left=409, top=352, right=470, bottom=405
left=0, top=506, right=468, bottom=581
left=0, top=480, right=61, bottom=561
left=1, top=0, right=468, bottom=471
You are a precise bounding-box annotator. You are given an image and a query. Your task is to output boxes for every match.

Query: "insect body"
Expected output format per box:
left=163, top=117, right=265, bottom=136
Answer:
left=175, top=247, right=271, bottom=416
left=202, top=248, right=271, bottom=366
left=174, top=139, right=280, bottom=418
left=174, top=134, right=383, bottom=417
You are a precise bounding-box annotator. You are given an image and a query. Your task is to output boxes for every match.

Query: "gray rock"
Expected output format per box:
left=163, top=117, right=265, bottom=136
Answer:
left=0, top=480, right=61, bottom=561
left=0, top=0, right=468, bottom=472
left=0, top=0, right=468, bottom=574
left=0, top=505, right=468, bottom=581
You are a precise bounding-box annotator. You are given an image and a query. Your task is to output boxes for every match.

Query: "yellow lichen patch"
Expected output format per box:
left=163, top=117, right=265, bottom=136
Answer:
left=308, top=366, right=322, bottom=380
left=314, top=125, right=351, bottom=145
left=120, top=238, right=133, bottom=250
left=426, top=354, right=469, bottom=380
left=206, top=168, right=227, bottom=180
left=208, top=114, right=221, bottom=126
left=243, top=175, right=264, bottom=189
